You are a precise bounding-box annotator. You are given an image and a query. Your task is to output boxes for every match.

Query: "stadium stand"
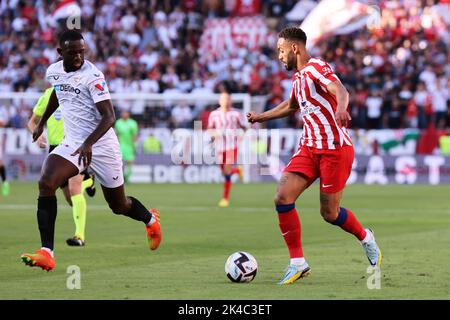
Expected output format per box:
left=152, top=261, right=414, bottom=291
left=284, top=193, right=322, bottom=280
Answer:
left=0, top=0, right=448, bottom=131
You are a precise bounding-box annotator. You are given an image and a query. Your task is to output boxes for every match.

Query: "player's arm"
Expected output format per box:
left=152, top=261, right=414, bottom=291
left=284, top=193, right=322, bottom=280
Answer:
left=27, top=113, right=47, bottom=148
left=327, top=80, right=351, bottom=127
left=32, top=90, right=58, bottom=143
left=247, top=99, right=296, bottom=123
left=71, top=99, right=116, bottom=167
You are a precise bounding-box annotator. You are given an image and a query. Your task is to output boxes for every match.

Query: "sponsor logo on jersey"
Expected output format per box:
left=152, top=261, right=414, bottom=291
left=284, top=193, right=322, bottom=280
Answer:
left=300, top=102, right=320, bottom=117
left=95, top=82, right=106, bottom=91
left=54, top=84, right=81, bottom=94
left=94, top=81, right=108, bottom=96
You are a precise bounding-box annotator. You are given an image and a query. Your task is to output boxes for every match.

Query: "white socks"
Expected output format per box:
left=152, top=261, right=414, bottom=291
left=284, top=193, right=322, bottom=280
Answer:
left=361, top=229, right=373, bottom=244
left=290, top=257, right=306, bottom=266
left=41, top=247, right=54, bottom=257
left=147, top=215, right=157, bottom=226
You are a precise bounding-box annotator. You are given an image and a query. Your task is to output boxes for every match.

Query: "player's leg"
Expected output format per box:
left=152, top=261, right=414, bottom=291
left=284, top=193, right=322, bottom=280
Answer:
left=66, top=174, right=87, bottom=246
left=81, top=170, right=95, bottom=197
left=219, top=163, right=233, bottom=207
left=101, top=184, right=162, bottom=250
left=21, top=154, right=79, bottom=271
left=124, top=160, right=133, bottom=183
left=219, top=148, right=238, bottom=207
left=275, top=146, right=319, bottom=284
left=320, top=190, right=382, bottom=268
left=61, top=184, right=73, bottom=206
left=275, top=172, right=312, bottom=284
left=121, top=146, right=134, bottom=183
left=229, top=149, right=243, bottom=181
left=231, top=165, right=243, bottom=181
left=319, top=146, right=382, bottom=268
left=89, top=145, right=162, bottom=250
left=0, top=159, right=9, bottom=196
left=319, top=190, right=366, bottom=239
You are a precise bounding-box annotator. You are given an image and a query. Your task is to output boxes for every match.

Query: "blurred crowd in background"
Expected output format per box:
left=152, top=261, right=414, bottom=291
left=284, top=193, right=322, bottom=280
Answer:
left=0, top=0, right=449, bottom=131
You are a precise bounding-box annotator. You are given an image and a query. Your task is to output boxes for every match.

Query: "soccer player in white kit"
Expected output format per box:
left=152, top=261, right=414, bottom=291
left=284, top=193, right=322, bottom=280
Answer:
left=21, top=30, right=162, bottom=271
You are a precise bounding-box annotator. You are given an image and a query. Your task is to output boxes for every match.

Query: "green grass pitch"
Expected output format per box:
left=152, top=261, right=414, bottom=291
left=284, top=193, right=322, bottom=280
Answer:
left=1, top=182, right=450, bottom=299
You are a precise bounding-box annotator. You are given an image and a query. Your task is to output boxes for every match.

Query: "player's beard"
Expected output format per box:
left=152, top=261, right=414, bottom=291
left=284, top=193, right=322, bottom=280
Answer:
left=284, top=52, right=296, bottom=71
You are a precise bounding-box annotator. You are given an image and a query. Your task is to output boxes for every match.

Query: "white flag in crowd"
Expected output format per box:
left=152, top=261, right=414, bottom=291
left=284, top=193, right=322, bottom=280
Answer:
left=299, top=0, right=379, bottom=50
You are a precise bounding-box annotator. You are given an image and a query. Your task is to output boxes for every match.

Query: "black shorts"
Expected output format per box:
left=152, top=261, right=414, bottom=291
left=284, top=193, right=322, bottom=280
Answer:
left=49, top=145, right=89, bottom=188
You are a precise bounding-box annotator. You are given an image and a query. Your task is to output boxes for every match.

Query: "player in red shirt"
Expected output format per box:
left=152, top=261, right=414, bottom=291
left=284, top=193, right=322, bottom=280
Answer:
left=208, top=91, right=246, bottom=207
left=247, top=27, right=382, bottom=284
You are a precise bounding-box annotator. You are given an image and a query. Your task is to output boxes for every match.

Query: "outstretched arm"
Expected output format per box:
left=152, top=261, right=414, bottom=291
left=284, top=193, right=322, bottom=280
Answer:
left=71, top=99, right=116, bottom=167
left=247, top=98, right=297, bottom=123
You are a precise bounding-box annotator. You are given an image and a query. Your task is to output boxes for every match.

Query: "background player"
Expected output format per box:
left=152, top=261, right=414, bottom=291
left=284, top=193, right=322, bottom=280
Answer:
left=21, top=30, right=162, bottom=271
left=0, top=107, right=9, bottom=196
left=247, top=27, right=382, bottom=284
left=28, top=86, right=96, bottom=246
left=208, top=89, right=246, bottom=207
left=115, top=110, right=138, bottom=183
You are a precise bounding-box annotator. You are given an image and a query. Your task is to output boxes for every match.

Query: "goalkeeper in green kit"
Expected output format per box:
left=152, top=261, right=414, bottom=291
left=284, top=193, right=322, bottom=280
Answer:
left=28, top=87, right=96, bottom=246
left=114, top=110, right=138, bottom=183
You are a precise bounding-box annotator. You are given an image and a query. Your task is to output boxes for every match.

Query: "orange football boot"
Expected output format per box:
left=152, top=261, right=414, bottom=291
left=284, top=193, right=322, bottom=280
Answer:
left=21, top=249, right=55, bottom=271
left=145, top=209, right=162, bottom=250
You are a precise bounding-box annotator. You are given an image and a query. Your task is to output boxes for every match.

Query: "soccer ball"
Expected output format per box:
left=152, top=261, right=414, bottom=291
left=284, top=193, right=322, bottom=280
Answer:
left=225, top=252, right=258, bottom=283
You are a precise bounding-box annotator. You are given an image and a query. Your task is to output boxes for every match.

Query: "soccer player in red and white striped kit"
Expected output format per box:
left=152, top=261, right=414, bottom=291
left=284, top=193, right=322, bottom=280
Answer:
left=208, top=89, right=246, bottom=207
left=247, top=27, right=382, bottom=284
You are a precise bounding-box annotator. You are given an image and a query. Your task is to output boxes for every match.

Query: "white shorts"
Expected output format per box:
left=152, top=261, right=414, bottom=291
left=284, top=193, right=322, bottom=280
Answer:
left=50, top=141, right=124, bottom=188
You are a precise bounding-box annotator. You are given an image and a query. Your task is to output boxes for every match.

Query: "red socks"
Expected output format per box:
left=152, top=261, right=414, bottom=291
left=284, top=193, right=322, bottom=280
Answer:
left=332, top=207, right=367, bottom=241
left=275, top=205, right=366, bottom=260
left=276, top=204, right=303, bottom=258
left=223, top=175, right=231, bottom=199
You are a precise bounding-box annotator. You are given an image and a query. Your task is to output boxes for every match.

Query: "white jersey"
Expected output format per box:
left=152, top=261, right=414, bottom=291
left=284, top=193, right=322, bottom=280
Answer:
left=46, top=60, right=117, bottom=147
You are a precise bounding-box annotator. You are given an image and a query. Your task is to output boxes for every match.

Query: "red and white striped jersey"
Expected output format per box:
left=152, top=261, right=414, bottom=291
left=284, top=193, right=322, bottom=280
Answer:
left=207, top=107, right=246, bottom=151
left=208, top=107, right=245, bottom=130
left=291, top=58, right=352, bottom=150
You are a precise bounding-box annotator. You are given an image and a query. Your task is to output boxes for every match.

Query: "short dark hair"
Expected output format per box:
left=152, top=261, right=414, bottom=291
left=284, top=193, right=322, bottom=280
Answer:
left=278, top=27, right=307, bottom=44
left=219, top=81, right=232, bottom=94
left=58, top=29, right=84, bottom=47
